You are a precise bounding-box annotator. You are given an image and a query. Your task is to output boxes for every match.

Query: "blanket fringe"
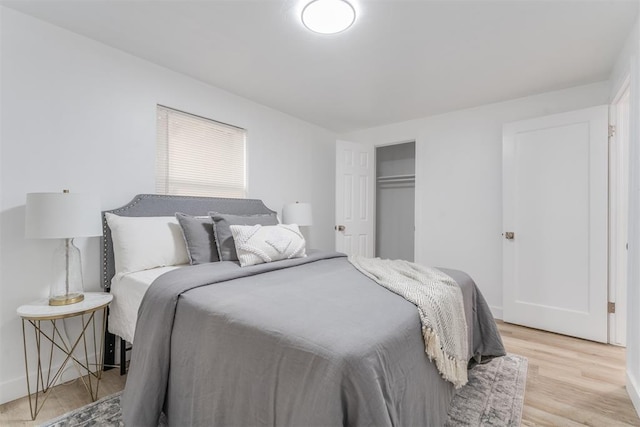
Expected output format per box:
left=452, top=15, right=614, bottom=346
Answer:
left=423, top=326, right=468, bottom=389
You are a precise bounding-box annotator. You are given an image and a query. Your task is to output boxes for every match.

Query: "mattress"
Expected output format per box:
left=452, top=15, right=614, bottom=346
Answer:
left=108, top=266, right=185, bottom=343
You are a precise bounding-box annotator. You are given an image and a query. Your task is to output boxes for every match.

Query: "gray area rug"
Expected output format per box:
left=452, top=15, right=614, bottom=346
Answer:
left=41, top=354, right=527, bottom=427
left=445, top=353, right=527, bottom=427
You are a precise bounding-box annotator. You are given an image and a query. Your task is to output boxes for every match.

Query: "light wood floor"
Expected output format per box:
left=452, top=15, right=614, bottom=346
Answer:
left=0, top=322, right=638, bottom=426
left=0, top=368, right=126, bottom=426
left=498, top=321, right=640, bottom=426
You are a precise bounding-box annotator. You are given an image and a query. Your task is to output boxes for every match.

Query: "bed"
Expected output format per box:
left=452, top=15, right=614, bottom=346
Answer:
left=102, top=194, right=505, bottom=426
left=101, top=194, right=279, bottom=370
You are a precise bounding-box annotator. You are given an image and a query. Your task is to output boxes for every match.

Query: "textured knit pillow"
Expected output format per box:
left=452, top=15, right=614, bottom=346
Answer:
left=230, top=224, right=306, bottom=267
left=210, top=212, right=279, bottom=261
left=105, top=213, right=189, bottom=275
left=175, top=213, right=219, bottom=264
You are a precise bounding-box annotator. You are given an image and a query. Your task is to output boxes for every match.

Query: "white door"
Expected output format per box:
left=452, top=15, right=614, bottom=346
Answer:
left=335, top=140, right=375, bottom=256
left=503, top=105, right=608, bottom=343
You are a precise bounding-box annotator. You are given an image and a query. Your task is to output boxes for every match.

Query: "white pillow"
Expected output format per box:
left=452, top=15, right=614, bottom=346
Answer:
left=230, top=224, right=306, bottom=267
left=105, top=213, right=189, bottom=275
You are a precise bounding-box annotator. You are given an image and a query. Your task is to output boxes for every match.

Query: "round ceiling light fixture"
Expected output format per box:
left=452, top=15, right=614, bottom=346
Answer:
left=301, top=0, right=356, bottom=34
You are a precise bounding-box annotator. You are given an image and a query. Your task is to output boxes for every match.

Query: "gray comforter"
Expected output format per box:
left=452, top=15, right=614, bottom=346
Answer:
left=122, top=251, right=504, bottom=426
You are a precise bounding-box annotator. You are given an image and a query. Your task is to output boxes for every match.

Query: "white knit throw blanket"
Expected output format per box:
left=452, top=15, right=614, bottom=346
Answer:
left=349, top=256, right=469, bottom=388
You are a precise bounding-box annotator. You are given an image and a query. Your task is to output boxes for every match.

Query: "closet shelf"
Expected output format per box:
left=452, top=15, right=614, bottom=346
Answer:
left=376, top=174, right=415, bottom=183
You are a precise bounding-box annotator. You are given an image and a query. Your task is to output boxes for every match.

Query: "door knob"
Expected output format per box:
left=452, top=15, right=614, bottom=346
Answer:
left=335, top=225, right=346, bottom=232
left=504, top=231, right=515, bottom=240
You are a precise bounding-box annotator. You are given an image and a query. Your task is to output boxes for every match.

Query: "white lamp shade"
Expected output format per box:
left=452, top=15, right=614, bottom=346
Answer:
left=282, top=202, right=313, bottom=226
left=25, top=192, right=102, bottom=239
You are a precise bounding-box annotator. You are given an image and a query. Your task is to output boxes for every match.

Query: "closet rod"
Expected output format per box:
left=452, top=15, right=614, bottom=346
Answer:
left=377, top=179, right=415, bottom=184
left=377, top=174, right=415, bottom=183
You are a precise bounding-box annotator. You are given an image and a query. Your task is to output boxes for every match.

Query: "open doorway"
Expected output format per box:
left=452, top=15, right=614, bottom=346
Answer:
left=375, top=141, right=415, bottom=261
left=610, top=79, right=630, bottom=346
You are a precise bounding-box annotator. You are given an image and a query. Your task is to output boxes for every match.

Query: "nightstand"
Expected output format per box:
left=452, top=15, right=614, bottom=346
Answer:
left=17, top=292, right=113, bottom=420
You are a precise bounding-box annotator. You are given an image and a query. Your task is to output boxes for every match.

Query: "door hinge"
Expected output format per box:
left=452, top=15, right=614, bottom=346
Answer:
left=608, top=302, right=616, bottom=314
left=609, top=125, right=616, bottom=138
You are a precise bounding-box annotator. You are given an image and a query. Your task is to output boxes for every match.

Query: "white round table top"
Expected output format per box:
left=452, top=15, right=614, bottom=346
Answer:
left=17, top=292, right=113, bottom=320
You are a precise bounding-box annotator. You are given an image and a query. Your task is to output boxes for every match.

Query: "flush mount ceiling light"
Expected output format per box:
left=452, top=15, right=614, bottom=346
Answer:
left=301, top=0, right=356, bottom=34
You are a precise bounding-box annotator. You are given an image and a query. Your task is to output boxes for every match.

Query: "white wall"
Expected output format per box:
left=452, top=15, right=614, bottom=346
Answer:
left=0, top=7, right=336, bottom=404
left=342, top=82, right=610, bottom=318
left=611, top=12, right=640, bottom=417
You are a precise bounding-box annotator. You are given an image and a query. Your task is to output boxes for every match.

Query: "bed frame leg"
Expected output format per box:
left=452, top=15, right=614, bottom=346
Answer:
left=120, top=337, right=127, bottom=375
left=103, top=307, right=116, bottom=371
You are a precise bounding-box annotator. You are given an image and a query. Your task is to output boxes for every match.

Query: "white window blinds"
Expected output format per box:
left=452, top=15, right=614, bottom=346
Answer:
left=156, top=106, right=246, bottom=198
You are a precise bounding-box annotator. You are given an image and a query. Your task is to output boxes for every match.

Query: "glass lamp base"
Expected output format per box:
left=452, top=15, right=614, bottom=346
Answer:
left=49, top=292, right=84, bottom=306
left=49, top=238, right=85, bottom=306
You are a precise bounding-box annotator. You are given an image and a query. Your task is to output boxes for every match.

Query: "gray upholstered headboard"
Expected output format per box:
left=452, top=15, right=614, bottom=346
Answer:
left=101, top=194, right=276, bottom=290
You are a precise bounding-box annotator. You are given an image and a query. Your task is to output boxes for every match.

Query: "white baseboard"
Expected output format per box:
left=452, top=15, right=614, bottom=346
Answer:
left=627, top=372, right=640, bottom=418
left=0, top=375, right=30, bottom=406
left=0, top=352, right=97, bottom=405
left=490, top=305, right=503, bottom=320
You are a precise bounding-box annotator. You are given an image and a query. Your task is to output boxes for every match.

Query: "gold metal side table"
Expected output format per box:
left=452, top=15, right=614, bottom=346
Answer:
left=17, top=292, right=113, bottom=420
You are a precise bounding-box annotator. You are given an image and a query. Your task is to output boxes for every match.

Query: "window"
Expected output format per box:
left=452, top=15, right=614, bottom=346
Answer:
left=156, top=106, right=246, bottom=198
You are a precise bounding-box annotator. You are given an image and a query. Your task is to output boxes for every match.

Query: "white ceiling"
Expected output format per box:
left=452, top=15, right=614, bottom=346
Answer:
left=2, top=0, right=637, bottom=133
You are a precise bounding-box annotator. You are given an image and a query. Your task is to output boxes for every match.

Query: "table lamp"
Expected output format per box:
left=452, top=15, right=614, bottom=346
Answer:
left=25, top=190, right=101, bottom=306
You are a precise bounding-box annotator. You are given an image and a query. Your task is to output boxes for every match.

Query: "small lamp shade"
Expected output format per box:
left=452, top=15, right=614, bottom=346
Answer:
left=26, top=192, right=102, bottom=239
left=282, top=202, right=313, bottom=226
left=25, top=191, right=101, bottom=306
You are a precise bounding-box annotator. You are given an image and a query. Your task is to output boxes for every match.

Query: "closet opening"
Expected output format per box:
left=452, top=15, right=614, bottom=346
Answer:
left=375, top=141, right=416, bottom=261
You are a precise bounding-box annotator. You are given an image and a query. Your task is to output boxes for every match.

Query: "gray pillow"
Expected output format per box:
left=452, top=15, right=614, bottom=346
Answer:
left=210, top=212, right=278, bottom=261
left=176, top=213, right=219, bottom=264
